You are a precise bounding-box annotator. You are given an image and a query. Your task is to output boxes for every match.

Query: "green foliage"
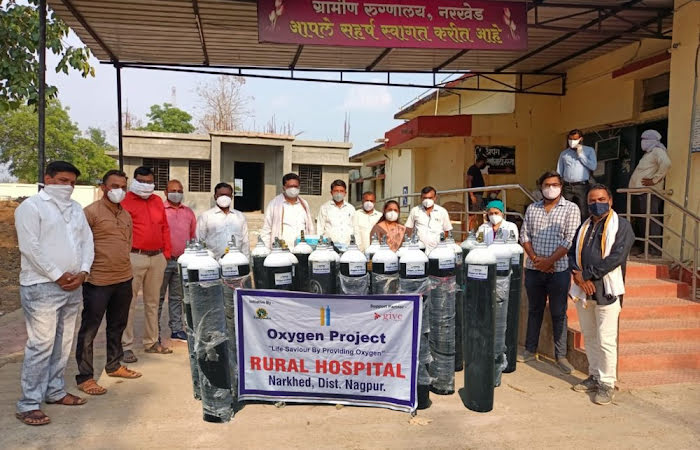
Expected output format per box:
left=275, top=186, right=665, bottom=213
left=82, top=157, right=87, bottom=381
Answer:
left=138, top=103, right=195, bottom=134
left=0, top=101, right=115, bottom=184
left=0, top=1, right=95, bottom=112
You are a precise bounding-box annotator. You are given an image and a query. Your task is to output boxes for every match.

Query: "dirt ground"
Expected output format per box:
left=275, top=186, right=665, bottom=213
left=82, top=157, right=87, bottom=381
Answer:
left=0, top=201, right=20, bottom=316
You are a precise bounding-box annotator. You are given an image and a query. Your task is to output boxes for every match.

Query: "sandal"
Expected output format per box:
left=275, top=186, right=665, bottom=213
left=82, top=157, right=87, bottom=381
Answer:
left=46, top=393, right=87, bottom=406
left=77, top=379, right=107, bottom=395
left=145, top=343, right=173, bottom=354
left=107, top=366, right=142, bottom=379
left=16, top=410, right=51, bottom=426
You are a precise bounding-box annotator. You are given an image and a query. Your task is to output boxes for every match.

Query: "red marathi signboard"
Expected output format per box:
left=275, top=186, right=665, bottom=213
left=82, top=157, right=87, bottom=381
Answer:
left=258, top=0, right=528, bottom=50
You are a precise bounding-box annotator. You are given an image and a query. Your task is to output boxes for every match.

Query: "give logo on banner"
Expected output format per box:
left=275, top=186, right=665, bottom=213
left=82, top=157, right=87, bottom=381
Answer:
left=235, top=290, right=422, bottom=412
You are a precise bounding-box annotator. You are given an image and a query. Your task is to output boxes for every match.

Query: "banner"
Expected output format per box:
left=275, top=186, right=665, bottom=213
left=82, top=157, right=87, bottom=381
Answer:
left=475, top=145, right=515, bottom=174
left=236, top=289, right=421, bottom=412
left=258, top=0, right=528, bottom=50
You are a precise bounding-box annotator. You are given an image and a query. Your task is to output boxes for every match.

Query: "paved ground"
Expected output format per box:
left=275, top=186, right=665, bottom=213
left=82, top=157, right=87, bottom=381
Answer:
left=0, top=305, right=699, bottom=449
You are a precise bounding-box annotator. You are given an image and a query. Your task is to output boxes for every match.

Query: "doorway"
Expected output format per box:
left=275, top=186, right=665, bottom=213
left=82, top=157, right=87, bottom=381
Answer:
left=233, top=161, right=264, bottom=212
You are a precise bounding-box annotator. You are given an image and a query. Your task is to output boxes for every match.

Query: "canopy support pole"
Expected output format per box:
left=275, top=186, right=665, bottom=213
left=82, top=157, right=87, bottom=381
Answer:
left=38, top=0, right=46, bottom=189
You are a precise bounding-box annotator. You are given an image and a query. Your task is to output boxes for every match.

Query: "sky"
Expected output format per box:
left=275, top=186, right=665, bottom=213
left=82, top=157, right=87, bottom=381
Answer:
left=45, top=32, right=441, bottom=156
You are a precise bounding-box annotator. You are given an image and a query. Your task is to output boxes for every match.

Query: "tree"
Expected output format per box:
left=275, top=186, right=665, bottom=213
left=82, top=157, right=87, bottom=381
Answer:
left=138, top=103, right=195, bottom=134
left=196, top=76, right=251, bottom=132
left=0, top=101, right=115, bottom=184
left=0, top=1, right=95, bottom=112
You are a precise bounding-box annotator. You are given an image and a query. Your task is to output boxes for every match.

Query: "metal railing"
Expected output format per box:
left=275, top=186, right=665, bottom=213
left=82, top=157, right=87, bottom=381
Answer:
left=618, top=187, right=699, bottom=300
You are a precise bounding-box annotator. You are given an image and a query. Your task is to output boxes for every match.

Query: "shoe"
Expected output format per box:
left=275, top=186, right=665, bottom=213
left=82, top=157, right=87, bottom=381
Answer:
left=556, top=358, right=574, bottom=374
left=171, top=331, right=188, bottom=342
left=594, top=383, right=615, bottom=405
left=517, top=350, right=536, bottom=362
left=145, top=343, right=173, bottom=354
left=107, top=366, right=142, bottom=379
left=572, top=376, right=598, bottom=393
left=121, top=350, right=137, bottom=364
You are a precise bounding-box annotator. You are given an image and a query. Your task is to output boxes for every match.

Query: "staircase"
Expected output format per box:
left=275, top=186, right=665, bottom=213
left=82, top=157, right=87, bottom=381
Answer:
left=567, top=261, right=700, bottom=388
left=244, top=212, right=265, bottom=250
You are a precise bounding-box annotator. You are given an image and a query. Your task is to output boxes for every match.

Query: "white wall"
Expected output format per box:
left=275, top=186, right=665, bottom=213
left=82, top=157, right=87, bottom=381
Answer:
left=0, top=183, right=99, bottom=208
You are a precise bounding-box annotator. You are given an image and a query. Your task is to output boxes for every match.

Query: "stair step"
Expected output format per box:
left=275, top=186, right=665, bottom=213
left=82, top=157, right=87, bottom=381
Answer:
left=568, top=317, right=700, bottom=348
left=625, top=278, right=690, bottom=298
left=626, top=262, right=670, bottom=280
left=619, top=352, right=700, bottom=371
left=618, top=368, right=700, bottom=388
left=567, top=300, right=700, bottom=322
left=619, top=340, right=700, bottom=356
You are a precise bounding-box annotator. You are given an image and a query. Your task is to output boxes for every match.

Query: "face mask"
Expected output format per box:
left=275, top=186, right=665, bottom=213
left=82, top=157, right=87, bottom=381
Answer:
left=216, top=195, right=232, bottom=209
left=107, top=188, right=126, bottom=204
left=43, top=184, right=74, bottom=204
left=588, top=202, right=610, bottom=217
left=363, top=201, right=374, bottom=212
left=332, top=193, right=345, bottom=203
left=130, top=180, right=155, bottom=199
left=569, top=139, right=581, bottom=149
left=422, top=198, right=434, bottom=209
left=542, top=186, right=561, bottom=200
left=285, top=187, right=300, bottom=199
left=488, top=214, right=503, bottom=225
left=167, top=192, right=184, bottom=204
left=385, top=211, right=399, bottom=222
left=641, top=139, right=656, bottom=152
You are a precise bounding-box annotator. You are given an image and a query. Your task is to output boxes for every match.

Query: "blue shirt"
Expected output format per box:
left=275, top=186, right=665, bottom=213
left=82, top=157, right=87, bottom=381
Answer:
left=557, top=146, right=597, bottom=183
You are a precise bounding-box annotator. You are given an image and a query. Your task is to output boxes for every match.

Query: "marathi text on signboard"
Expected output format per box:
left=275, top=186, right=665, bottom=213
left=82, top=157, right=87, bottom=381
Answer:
left=258, top=0, right=528, bottom=50
left=236, top=289, right=421, bottom=412
left=475, top=145, right=516, bottom=174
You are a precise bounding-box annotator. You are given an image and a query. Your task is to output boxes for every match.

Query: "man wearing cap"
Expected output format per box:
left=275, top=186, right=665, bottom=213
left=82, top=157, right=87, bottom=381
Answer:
left=476, top=199, right=519, bottom=244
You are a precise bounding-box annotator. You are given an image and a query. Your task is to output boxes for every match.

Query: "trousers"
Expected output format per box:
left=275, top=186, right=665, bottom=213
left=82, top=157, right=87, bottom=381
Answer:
left=17, top=282, right=82, bottom=413
left=75, top=280, right=133, bottom=385
left=575, top=299, right=621, bottom=387
left=563, top=183, right=589, bottom=222
left=524, top=269, right=570, bottom=359
left=158, top=259, right=184, bottom=336
left=122, top=253, right=167, bottom=350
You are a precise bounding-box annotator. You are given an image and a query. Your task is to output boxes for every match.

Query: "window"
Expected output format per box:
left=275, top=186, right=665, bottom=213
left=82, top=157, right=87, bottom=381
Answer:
left=188, top=160, right=211, bottom=193
left=142, top=158, right=170, bottom=190
left=642, top=73, right=670, bottom=112
left=299, top=165, right=322, bottom=196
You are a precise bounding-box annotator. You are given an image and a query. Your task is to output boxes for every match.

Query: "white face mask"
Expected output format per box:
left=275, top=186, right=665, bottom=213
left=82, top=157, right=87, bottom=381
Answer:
left=130, top=180, right=155, bottom=199
left=385, top=211, right=399, bottom=222
left=107, top=188, right=126, bottom=204
left=332, top=192, right=345, bottom=203
left=488, top=214, right=503, bottom=225
left=422, top=198, right=434, bottom=209
left=542, top=186, right=562, bottom=200
left=167, top=192, right=184, bottom=204
left=568, top=139, right=581, bottom=149
left=363, top=201, right=374, bottom=212
left=43, top=184, right=74, bottom=205
left=216, top=195, right=232, bottom=209
left=641, top=139, right=656, bottom=152
left=285, top=187, right=300, bottom=199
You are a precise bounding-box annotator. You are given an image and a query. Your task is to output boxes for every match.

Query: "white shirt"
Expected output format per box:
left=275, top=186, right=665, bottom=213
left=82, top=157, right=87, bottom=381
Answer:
left=352, top=209, right=382, bottom=252
left=628, top=147, right=671, bottom=189
left=405, top=204, right=454, bottom=254
left=15, top=190, right=94, bottom=286
left=281, top=201, right=308, bottom=248
left=196, top=207, right=249, bottom=259
left=477, top=220, right=519, bottom=245
left=317, top=200, right=355, bottom=246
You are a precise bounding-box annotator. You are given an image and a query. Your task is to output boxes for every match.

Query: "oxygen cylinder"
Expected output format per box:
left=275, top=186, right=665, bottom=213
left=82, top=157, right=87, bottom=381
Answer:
left=339, top=235, right=369, bottom=295
left=263, top=239, right=294, bottom=290
left=399, top=235, right=432, bottom=409
left=292, top=231, right=313, bottom=292
left=503, top=230, right=524, bottom=374
left=308, top=237, right=338, bottom=294
left=187, top=248, right=233, bottom=423
left=177, top=240, right=201, bottom=400
left=251, top=235, right=270, bottom=289
left=371, top=236, right=399, bottom=295
left=281, top=243, right=300, bottom=291
left=365, top=233, right=381, bottom=270
left=395, top=234, right=411, bottom=260
left=464, top=234, right=497, bottom=413
left=427, top=236, right=457, bottom=395
left=489, top=232, right=512, bottom=388
left=447, top=232, right=464, bottom=372
left=220, top=236, right=251, bottom=280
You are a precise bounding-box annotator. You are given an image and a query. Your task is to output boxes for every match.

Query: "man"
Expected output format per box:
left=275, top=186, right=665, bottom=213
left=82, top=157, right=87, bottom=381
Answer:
left=353, top=191, right=382, bottom=252
left=405, top=186, right=453, bottom=254
left=519, top=171, right=580, bottom=374
left=15, top=161, right=94, bottom=426
left=76, top=170, right=142, bottom=397
left=160, top=180, right=196, bottom=343
left=466, top=157, right=487, bottom=230
left=121, top=166, right=173, bottom=362
left=557, top=129, right=597, bottom=219
left=568, top=184, right=634, bottom=405
left=628, top=129, right=671, bottom=257
left=317, top=179, right=355, bottom=248
left=260, top=173, right=315, bottom=248
left=197, top=182, right=249, bottom=259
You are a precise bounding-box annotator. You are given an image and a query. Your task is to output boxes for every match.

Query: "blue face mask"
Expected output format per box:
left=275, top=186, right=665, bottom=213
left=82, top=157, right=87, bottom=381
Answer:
left=588, top=202, right=610, bottom=217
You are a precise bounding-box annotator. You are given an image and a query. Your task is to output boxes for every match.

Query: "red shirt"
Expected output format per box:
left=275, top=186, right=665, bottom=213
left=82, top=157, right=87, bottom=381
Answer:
left=122, top=192, right=172, bottom=259
left=164, top=200, right=196, bottom=258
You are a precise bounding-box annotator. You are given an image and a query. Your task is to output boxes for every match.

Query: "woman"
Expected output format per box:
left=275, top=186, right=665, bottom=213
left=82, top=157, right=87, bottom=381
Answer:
left=477, top=199, right=519, bottom=244
left=370, top=200, right=406, bottom=252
